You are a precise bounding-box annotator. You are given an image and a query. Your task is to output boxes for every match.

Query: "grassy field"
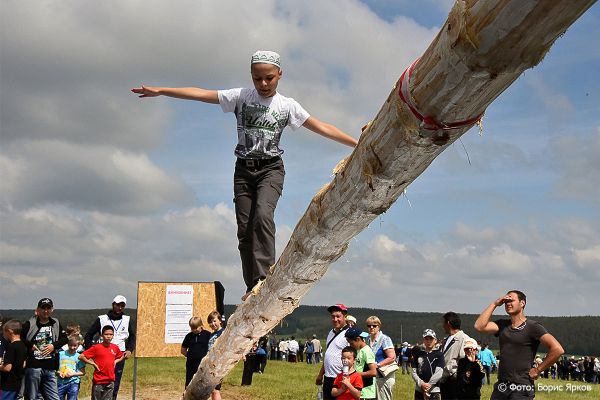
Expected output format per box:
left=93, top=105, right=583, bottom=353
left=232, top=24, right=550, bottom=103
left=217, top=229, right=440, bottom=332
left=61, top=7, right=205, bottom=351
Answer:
left=76, top=357, right=599, bottom=399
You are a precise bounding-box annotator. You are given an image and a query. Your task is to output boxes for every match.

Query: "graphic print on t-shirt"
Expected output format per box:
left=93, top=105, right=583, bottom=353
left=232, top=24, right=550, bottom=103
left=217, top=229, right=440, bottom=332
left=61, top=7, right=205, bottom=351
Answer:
left=240, top=102, right=289, bottom=156
left=33, top=326, right=53, bottom=360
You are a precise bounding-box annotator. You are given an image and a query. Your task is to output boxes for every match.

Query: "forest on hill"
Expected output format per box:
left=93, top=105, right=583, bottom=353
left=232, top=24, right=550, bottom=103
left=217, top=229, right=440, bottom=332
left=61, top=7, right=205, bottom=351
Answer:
left=2, top=306, right=598, bottom=356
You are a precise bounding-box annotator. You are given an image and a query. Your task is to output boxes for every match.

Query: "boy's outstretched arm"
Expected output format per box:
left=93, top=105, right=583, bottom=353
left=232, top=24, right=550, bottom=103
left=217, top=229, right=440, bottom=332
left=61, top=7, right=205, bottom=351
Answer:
left=303, top=116, right=358, bottom=148
left=131, top=85, right=219, bottom=104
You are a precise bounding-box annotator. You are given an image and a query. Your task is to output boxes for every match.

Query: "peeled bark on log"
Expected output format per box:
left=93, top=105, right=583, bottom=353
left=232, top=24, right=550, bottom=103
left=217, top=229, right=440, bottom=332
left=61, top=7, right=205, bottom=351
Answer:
left=184, top=1, right=596, bottom=398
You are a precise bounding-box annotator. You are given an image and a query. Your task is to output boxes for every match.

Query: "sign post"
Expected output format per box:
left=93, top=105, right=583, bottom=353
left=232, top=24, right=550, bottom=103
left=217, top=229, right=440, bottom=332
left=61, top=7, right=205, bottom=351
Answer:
left=132, top=281, right=224, bottom=398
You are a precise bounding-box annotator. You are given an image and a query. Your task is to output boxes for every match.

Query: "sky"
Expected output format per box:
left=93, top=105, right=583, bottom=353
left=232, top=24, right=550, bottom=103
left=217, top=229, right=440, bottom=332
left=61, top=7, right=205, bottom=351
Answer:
left=1, top=0, right=599, bottom=317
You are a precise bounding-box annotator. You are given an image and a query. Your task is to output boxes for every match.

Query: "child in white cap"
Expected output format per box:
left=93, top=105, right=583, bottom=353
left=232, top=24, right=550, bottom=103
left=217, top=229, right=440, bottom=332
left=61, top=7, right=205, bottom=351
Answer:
left=456, top=338, right=484, bottom=399
left=132, top=51, right=357, bottom=300
left=411, top=329, right=444, bottom=400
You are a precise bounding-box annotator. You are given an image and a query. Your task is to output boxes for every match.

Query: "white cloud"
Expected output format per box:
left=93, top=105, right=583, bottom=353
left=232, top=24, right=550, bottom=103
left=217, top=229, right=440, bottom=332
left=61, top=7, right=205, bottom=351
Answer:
left=0, top=0, right=438, bottom=213
left=0, top=204, right=243, bottom=308
left=0, top=0, right=598, bottom=317
left=306, top=218, right=599, bottom=315
left=1, top=140, right=195, bottom=214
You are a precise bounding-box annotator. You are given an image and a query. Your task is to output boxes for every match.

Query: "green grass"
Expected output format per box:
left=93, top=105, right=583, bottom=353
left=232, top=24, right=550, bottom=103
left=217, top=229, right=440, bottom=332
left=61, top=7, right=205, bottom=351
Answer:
left=76, top=357, right=600, bottom=399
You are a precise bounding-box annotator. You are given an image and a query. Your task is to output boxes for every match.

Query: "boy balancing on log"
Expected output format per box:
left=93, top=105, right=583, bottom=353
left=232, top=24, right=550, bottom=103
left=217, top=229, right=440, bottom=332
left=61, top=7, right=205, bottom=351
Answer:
left=132, top=50, right=358, bottom=301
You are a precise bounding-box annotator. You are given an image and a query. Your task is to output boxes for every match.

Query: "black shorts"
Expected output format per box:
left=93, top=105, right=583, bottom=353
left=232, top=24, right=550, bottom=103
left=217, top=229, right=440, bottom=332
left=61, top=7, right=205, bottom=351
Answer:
left=323, top=376, right=336, bottom=400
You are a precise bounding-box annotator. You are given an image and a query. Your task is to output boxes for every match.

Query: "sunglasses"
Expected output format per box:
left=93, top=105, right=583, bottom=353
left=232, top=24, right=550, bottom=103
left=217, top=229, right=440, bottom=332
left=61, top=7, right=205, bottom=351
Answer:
left=367, top=324, right=379, bottom=328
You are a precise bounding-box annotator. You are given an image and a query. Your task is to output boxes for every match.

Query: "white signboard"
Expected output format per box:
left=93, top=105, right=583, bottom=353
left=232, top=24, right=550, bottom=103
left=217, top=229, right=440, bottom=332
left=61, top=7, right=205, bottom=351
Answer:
left=164, top=285, right=194, bottom=343
left=164, top=324, right=191, bottom=344
left=165, top=304, right=193, bottom=325
left=166, top=285, right=193, bottom=304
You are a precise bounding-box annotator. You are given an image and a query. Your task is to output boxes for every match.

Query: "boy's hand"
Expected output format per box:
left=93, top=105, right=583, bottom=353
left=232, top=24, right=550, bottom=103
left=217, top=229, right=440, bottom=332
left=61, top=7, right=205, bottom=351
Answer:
left=123, top=350, right=132, bottom=359
left=92, top=362, right=100, bottom=371
left=40, top=344, right=54, bottom=357
left=421, top=382, right=432, bottom=392
left=341, top=376, right=352, bottom=389
left=131, top=85, right=161, bottom=98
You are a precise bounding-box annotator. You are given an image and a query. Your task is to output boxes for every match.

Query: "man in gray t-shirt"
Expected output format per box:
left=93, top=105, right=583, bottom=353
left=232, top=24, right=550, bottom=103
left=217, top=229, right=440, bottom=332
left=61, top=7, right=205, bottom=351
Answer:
left=494, top=319, right=547, bottom=385
left=474, top=290, right=564, bottom=399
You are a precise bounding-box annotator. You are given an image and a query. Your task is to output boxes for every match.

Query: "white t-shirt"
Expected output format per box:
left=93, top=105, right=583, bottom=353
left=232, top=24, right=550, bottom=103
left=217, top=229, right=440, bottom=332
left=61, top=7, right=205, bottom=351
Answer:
left=443, top=334, right=456, bottom=352
left=324, top=327, right=349, bottom=378
left=288, top=340, right=299, bottom=354
left=218, top=88, right=310, bottom=159
left=279, top=340, right=289, bottom=352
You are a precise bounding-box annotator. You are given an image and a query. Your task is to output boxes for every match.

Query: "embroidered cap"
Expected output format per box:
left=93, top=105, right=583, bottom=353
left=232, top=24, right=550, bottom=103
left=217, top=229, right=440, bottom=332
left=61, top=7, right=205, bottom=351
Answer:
left=37, top=298, right=53, bottom=308
left=422, top=328, right=437, bottom=339
left=251, top=50, right=281, bottom=68
left=112, top=295, right=127, bottom=305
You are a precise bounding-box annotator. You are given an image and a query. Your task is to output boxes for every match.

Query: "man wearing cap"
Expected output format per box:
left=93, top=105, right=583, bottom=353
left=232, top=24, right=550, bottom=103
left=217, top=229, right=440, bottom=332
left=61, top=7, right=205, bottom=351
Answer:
left=316, top=304, right=350, bottom=400
left=440, top=312, right=471, bottom=400
left=474, top=290, right=564, bottom=400
left=84, top=295, right=136, bottom=400
left=21, top=298, right=68, bottom=400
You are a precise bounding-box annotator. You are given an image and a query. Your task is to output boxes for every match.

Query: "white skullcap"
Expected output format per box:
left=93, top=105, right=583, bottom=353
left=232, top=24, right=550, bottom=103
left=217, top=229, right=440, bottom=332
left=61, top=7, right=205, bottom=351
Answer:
left=251, top=50, right=281, bottom=68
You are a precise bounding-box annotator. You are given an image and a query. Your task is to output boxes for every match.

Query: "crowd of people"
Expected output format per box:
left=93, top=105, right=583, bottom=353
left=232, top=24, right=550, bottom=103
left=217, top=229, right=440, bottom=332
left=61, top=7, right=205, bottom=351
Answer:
left=312, top=291, right=588, bottom=400
left=0, top=296, right=135, bottom=400
left=262, top=335, right=323, bottom=364
left=2, top=290, right=599, bottom=400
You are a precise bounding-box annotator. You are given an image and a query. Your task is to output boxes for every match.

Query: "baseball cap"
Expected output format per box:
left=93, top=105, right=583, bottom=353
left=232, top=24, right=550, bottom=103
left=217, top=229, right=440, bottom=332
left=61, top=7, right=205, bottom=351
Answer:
left=345, top=315, right=357, bottom=324
left=37, top=298, right=53, bottom=308
left=345, top=328, right=369, bottom=339
left=327, top=303, right=348, bottom=314
left=402, top=342, right=409, bottom=346
left=422, top=329, right=436, bottom=339
left=112, top=295, right=127, bottom=305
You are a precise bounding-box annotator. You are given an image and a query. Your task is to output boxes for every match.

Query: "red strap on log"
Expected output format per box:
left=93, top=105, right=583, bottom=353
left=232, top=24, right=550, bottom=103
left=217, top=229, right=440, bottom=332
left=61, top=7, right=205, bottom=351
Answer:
left=398, top=58, right=483, bottom=131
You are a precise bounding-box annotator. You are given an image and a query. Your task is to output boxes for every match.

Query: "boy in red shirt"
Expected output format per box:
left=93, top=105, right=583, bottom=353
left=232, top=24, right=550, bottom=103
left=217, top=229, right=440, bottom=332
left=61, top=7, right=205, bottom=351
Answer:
left=79, top=326, right=124, bottom=400
left=331, top=346, right=363, bottom=400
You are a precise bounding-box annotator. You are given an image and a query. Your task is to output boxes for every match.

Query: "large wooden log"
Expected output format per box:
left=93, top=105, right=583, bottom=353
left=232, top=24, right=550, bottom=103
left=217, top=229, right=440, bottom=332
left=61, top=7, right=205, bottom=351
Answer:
left=184, top=1, right=596, bottom=398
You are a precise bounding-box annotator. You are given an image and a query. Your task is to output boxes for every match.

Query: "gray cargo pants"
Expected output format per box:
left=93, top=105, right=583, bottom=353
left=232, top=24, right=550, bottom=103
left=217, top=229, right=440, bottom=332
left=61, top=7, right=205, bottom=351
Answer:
left=234, top=157, right=284, bottom=292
